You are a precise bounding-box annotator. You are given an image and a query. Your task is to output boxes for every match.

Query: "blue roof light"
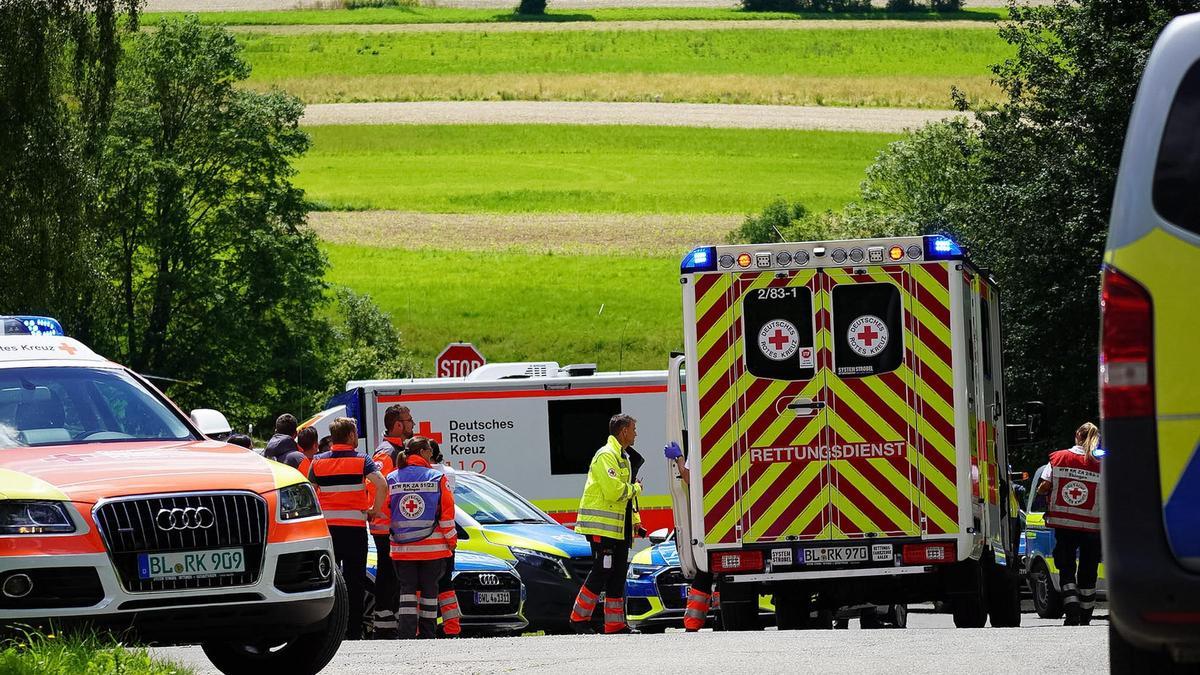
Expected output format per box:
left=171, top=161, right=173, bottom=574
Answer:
left=680, top=246, right=718, bottom=274
left=923, top=235, right=964, bottom=260
left=1, top=315, right=65, bottom=337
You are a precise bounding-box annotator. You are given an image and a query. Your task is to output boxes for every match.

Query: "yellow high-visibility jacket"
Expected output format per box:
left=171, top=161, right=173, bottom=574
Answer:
left=576, top=435, right=641, bottom=540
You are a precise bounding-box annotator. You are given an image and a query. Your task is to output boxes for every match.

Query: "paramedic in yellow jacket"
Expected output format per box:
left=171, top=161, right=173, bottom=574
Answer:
left=569, top=414, right=645, bottom=634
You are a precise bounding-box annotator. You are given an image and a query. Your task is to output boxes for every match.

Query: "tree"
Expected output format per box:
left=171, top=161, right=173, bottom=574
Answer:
left=0, top=0, right=138, bottom=342
left=316, top=288, right=419, bottom=409
left=97, top=17, right=328, bottom=426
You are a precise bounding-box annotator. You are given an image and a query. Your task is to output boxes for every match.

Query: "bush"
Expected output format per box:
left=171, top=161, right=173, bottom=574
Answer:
left=517, top=0, right=547, bottom=14
left=930, top=0, right=963, bottom=10
left=886, top=0, right=925, bottom=11
left=727, top=199, right=807, bottom=244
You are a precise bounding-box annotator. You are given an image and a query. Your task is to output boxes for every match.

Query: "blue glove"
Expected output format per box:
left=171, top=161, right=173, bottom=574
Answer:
left=664, top=441, right=683, bottom=460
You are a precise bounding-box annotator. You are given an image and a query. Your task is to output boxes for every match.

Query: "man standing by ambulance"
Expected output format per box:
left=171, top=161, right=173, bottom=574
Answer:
left=308, top=417, right=387, bottom=640
left=1037, top=422, right=1103, bottom=626
left=389, top=436, right=457, bottom=639
left=368, top=405, right=414, bottom=638
left=569, top=414, right=644, bottom=634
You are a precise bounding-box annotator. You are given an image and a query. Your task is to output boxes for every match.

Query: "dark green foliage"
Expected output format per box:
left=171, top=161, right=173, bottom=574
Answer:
left=318, top=288, right=418, bottom=407
left=517, top=0, right=547, bottom=15
left=931, top=0, right=963, bottom=10
left=728, top=199, right=807, bottom=244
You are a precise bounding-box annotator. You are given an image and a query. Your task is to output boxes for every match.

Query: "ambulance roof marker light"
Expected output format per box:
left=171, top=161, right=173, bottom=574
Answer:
left=737, top=253, right=752, bottom=268
left=888, top=245, right=905, bottom=262
left=922, top=235, right=964, bottom=261
left=680, top=246, right=718, bottom=274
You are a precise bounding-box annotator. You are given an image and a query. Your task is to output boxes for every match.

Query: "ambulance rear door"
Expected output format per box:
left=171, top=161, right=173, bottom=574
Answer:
left=822, top=266, right=921, bottom=539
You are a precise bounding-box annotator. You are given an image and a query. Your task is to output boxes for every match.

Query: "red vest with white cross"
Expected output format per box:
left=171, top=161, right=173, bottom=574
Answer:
left=1045, top=448, right=1102, bottom=533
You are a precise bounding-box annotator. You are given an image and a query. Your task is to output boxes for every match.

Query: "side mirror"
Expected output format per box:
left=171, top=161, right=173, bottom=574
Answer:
left=1005, top=400, right=1045, bottom=445
left=191, top=409, right=232, bottom=439
left=648, top=527, right=670, bottom=545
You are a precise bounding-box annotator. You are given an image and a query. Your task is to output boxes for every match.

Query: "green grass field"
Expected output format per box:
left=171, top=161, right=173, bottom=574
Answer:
left=324, top=244, right=681, bottom=373
left=142, top=7, right=1007, bottom=26
left=240, top=28, right=1009, bottom=107
left=296, top=124, right=898, bottom=213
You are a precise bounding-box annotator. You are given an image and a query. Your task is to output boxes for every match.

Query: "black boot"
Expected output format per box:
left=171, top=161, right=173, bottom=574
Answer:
left=571, top=620, right=596, bottom=634
left=1064, top=603, right=1081, bottom=626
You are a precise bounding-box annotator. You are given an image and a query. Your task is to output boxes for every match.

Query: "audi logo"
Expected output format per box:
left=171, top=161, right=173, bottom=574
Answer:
left=155, top=507, right=215, bottom=531
left=478, top=574, right=500, bottom=586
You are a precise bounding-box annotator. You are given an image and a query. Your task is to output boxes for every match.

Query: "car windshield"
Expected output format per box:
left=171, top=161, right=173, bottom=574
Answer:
left=0, top=366, right=195, bottom=448
left=1027, top=464, right=1051, bottom=514
left=453, top=475, right=551, bottom=525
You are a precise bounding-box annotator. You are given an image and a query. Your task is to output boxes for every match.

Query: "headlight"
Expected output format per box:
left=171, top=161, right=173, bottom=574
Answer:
left=278, top=483, right=321, bottom=521
left=510, top=546, right=570, bottom=579
left=627, top=564, right=657, bottom=580
left=0, top=500, right=75, bottom=534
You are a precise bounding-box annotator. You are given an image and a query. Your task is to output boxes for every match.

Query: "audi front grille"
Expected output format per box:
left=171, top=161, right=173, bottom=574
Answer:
left=93, top=492, right=267, bottom=593
left=454, top=570, right=522, bottom=616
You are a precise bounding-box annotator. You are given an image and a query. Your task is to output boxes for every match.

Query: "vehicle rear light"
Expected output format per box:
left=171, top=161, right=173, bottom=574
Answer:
left=1100, top=266, right=1154, bottom=419
left=1141, top=611, right=1200, bottom=625
left=901, top=542, right=956, bottom=565
left=710, top=550, right=764, bottom=573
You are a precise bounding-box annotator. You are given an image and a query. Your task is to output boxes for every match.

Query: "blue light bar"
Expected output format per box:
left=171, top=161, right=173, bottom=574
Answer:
left=680, top=246, right=718, bottom=274
left=923, top=235, right=964, bottom=260
left=1, top=315, right=65, bottom=336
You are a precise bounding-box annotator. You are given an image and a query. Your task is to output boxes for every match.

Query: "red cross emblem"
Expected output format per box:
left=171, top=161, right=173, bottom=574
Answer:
left=768, top=329, right=791, bottom=351
left=58, top=342, right=77, bottom=356
left=1067, top=485, right=1085, bottom=501
left=856, top=325, right=879, bottom=346
left=416, top=421, right=443, bottom=443
left=399, top=493, right=425, bottom=519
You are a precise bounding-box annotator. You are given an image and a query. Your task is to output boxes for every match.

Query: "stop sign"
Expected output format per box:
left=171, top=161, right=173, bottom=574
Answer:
left=436, top=342, right=486, bottom=378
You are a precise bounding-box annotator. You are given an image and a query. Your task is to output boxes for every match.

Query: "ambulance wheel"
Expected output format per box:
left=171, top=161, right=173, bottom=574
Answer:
left=885, top=604, right=908, bottom=628
left=949, top=559, right=988, bottom=628
left=1030, top=561, right=1064, bottom=620
left=715, top=580, right=762, bottom=631
left=202, top=570, right=347, bottom=675
left=859, top=608, right=884, bottom=629
left=772, top=582, right=811, bottom=631
left=985, top=555, right=1022, bottom=627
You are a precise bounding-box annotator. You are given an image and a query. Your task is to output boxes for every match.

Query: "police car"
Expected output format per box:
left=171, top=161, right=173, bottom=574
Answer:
left=1104, top=13, right=1200, bottom=671
left=0, top=327, right=344, bottom=674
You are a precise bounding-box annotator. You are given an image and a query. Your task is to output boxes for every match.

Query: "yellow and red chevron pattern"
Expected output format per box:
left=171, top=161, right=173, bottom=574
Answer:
left=693, top=263, right=958, bottom=546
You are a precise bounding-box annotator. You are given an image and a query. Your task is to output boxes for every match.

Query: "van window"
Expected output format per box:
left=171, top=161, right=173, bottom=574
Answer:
left=832, top=283, right=904, bottom=378
left=742, top=286, right=817, bottom=381
left=980, top=297, right=993, bottom=380
left=547, top=398, right=621, bottom=475
left=1153, top=59, right=1200, bottom=235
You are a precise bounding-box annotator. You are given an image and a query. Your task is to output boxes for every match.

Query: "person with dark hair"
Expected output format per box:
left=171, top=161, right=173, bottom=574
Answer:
left=226, top=433, right=253, bottom=450
left=295, top=426, right=320, bottom=476
left=569, top=413, right=644, bottom=634
left=308, top=417, right=387, bottom=640
left=429, top=439, right=460, bottom=637
left=265, top=413, right=303, bottom=466
left=368, top=404, right=414, bottom=639
left=388, top=436, right=457, bottom=639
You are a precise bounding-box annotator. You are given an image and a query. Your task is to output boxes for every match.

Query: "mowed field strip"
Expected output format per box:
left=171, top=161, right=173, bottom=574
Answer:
left=296, top=124, right=899, bottom=213
left=227, top=19, right=1000, bottom=33
left=240, top=27, right=1009, bottom=107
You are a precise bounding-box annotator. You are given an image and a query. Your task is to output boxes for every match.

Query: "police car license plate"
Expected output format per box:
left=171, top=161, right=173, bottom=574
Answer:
left=137, top=548, right=245, bottom=580
left=799, top=546, right=868, bottom=565
left=474, top=591, right=510, bottom=605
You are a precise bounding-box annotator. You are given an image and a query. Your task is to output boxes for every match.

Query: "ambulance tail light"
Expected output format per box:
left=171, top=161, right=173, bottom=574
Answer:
left=711, top=550, right=764, bottom=573
left=1100, top=265, right=1154, bottom=419
left=681, top=246, right=718, bottom=274
left=901, top=542, right=955, bottom=565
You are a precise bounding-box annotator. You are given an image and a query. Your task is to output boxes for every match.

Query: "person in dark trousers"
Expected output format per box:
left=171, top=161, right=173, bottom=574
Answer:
left=664, top=441, right=715, bottom=632
left=265, top=413, right=305, bottom=468
left=369, top=404, right=414, bottom=639
left=569, top=414, right=645, bottom=634
left=1037, top=422, right=1103, bottom=625
left=308, top=417, right=387, bottom=640
left=388, top=436, right=457, bottom=639
left=430, top=440, right=461, bottom=637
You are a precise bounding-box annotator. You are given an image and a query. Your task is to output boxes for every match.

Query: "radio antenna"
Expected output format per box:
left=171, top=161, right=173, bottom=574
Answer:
left=594, top=304, right=605, bottom=368
left=618, top=317, right=629, bottom=374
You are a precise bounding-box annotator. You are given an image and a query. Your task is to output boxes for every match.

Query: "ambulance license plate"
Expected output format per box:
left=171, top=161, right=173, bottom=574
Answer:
left=474, top=591, right=511, bottom=605
left=137, top=548, right=244, bottom=580
left=799, top=546, right=868, bottom=565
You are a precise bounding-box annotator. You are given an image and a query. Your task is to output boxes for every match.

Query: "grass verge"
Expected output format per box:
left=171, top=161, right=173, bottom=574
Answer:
left=142, top=7, right=1008, bottom=26
left=323, top=243, right=682, bottom=373
left=239, top=28, right=1008, bottom=107
left=296, top=124, right=899, bottom=214
left=0, top=630, right=192, bottom=675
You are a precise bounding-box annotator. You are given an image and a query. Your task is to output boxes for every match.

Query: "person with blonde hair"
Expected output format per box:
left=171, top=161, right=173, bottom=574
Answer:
left=1037, top=422, right=1103, bottom=625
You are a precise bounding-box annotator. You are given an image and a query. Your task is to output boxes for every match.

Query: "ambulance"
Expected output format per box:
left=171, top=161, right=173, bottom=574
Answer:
left=306, top=363, right=675, bottom=531
left=667, top=235, right=1023, bottom=629
left=1103, top=12, right=1200, bottom=670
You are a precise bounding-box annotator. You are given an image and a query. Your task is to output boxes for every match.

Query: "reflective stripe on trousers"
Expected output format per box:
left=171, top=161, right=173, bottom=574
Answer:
left=399, top=593, right=418, bottom=616
left=603, top=597, right=627, bottom=632
left=683, top=589, right=710, bottom=631
left=570, top=586, right=599, bottom=623
left=1061, top=582, right=1079, bottom=605
left=374, top=610, right=398, bottom=629
left=420, top=595, right=439, bottom=620
left=1078, top=587, right=1096, bottom=610
left=439, top=591, right=462, bottom=634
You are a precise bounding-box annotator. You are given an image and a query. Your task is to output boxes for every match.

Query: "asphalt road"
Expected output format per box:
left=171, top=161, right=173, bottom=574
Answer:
left=154, top=611, right=1109, bottom=674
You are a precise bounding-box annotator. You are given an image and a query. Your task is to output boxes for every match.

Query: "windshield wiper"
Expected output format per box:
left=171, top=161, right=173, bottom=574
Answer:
left=501, top=518, right=547, bottom=524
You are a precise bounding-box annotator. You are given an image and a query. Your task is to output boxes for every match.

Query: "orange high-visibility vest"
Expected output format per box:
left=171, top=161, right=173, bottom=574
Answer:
left=369, top=439, right=403, bottom=535
left=309, top=447, right=370, bottom=527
